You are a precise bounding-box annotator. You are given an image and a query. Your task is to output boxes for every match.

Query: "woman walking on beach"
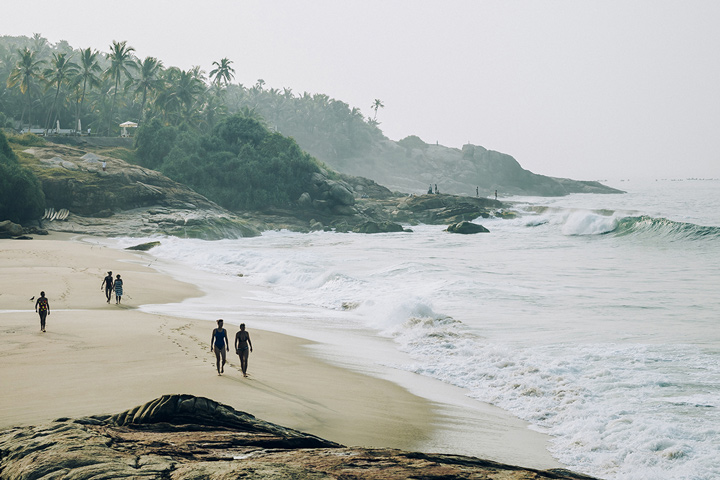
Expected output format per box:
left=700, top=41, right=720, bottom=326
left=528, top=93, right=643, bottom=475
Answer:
left=235, top=323, right=253, bottom=377
left=113, top=274, right=123, bottom=304
left=34, top=291, right=50, bottom=332
left=210, top=319, right=229, bottom=375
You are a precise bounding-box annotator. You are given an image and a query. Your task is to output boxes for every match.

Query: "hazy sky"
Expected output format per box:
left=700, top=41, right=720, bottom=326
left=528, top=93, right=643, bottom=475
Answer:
left=2, top=1, right=719, bottom=180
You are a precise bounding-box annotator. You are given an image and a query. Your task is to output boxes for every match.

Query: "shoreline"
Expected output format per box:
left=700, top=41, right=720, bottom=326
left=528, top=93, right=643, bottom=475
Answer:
left=0, top=233, right=561, bottom=470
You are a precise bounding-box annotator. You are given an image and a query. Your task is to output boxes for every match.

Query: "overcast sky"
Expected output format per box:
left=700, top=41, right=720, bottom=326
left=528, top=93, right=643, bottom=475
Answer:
left=2, top=1, right=719, bottom=180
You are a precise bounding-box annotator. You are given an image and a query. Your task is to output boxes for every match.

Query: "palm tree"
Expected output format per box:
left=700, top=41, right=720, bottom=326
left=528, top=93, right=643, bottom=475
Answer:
left=6, top=47, right=45, bottom=131
left=105, top=40, right=136, bottom=134
left=42, top=52, right=78, bottom=132
left=73, top=48, right=102, bottom=134
left=155, top=67, right=205, bottom=124
left=371, top=98, right=384, bottom=121
left=209, top=58, right=235, bottom=86
left=129, top=56, right=163, bottom=123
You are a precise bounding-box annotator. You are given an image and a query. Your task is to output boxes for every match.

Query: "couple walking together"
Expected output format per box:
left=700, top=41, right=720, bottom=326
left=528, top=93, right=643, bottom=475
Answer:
left=211, top=319, right=253, bottom=377
left=101, top=271, right=124, bottom=304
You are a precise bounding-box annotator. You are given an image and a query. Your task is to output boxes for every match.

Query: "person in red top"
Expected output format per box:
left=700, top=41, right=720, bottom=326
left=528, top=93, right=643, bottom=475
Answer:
left=35, top=291, right=50, bottom=332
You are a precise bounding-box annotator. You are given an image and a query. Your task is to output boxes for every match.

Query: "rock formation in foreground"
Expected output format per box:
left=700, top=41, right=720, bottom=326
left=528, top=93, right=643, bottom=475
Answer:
left=0, top=394, right=600, bottom=479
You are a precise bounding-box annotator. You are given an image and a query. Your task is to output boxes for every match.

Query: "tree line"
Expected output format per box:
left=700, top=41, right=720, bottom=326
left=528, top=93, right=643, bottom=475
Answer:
left=0, top=34, right=385, bottom=163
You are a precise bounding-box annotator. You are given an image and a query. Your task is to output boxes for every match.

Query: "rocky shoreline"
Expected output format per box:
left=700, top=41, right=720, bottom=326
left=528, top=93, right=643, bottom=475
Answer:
left=10, top=142, right=517, bottom=239
left=0, top=394, right=600, bottom=480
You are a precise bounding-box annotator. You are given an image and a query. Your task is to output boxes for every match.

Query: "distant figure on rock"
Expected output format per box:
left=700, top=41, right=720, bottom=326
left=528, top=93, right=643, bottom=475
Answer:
left=102, top=161, right=106, bottom=172
left=235, top=323, right=253, bottom=377
left=101, top=271, right=114, bottom=303
left=428, top=185, right=433, bottom=194
left=476, top=186, right=479, bottom=197
left=35, top=291, right=50, bottom=332
left=495, top=190, right=497, bottom=200
left=434, top=184, right=439, bottom=194
left=113, top=274, right=123, bottom=304
left=211, top=319, right=229, bottom=375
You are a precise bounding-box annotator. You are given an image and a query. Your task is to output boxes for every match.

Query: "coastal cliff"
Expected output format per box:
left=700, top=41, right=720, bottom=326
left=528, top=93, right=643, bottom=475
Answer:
left=298, top=136, right=623, bottom=198
left=0, top=394, right=599, bottom=480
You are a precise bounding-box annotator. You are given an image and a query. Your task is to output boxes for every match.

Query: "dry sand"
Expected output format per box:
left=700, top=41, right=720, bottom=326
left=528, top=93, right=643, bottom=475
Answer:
left=0, top=233, right=561, bottom=469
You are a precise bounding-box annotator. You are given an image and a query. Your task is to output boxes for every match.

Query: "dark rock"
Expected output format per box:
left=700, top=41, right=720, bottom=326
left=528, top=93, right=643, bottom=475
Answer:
left=352, top=221, right=405, bottom=234
left=0, top=220, right=23, bottom=238
left=447, top=221, right=490, bottom=234
left=125, top=241, right=161, bottom=251
left=0, top=394, right=600, bottom=480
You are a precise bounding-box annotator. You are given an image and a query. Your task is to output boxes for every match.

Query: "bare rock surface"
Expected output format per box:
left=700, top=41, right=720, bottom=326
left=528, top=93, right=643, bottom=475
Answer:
left=0, top=394, right=600, bottom=480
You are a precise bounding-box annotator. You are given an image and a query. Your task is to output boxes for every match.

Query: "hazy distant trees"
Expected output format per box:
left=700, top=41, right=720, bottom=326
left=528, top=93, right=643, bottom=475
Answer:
left=0, top=34, right=384, bottom=159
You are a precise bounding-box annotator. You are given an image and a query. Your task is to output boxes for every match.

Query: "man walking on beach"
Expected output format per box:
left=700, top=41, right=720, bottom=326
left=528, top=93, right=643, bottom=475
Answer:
left=35, top=291, right=50, bottom=332
left=101, top=271, right=114, bottom=303
left=235, top=323, right=253, bottom=377
left=210, top=319, right=229, bottom=375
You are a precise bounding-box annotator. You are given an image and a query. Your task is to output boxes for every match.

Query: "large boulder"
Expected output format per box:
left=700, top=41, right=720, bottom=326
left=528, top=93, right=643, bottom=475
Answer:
left=0, top=220, right=23, bottom=238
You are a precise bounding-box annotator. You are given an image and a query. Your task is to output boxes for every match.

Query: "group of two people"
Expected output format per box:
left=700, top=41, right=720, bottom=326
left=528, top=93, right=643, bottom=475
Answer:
left=101, top=271, right=124, bottom=304
left=211, top=319, right=253, bottom=377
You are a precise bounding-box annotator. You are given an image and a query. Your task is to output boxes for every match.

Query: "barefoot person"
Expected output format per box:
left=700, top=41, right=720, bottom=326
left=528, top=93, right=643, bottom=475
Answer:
left=113, top=274, right=123, bottom=304
left=210, top=319, right=229, bottom=375
left=101, top=271, right=113, bottom=303
left=34, top=291, right=50, bottom=332
left=235, top=323, right=253, bottom=377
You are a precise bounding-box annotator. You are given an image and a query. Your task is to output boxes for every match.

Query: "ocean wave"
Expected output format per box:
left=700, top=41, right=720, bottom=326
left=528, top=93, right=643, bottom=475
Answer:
left=518, top=207, right=720, bottom=241
left=613, top=216, right=720, bottom=241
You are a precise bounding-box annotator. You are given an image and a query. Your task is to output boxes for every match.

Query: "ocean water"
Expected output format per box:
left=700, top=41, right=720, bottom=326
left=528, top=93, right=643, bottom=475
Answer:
left=113, top=178, right=720, bottom=480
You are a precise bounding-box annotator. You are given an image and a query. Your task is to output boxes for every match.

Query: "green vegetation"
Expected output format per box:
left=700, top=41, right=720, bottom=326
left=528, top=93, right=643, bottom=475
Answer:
left=0, top=130, right=45, bottom=222
left=0, top=34, right=390, bottom=220
left=135, top=114, right=320, bottom=211
left=0, top=34, right=384, bottom=164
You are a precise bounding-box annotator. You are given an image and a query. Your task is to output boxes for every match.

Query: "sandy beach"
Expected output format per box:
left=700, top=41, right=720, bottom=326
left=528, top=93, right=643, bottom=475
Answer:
left=0, top=233, right=561, bottom=470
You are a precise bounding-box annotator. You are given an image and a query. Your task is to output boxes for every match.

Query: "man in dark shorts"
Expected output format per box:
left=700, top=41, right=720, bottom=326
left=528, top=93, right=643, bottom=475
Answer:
left=101, top=271, right=113, bottom=303
left=210, top=319, right=229, bottom=375
left=35, top=291, right=50, bottom=332
left=235, top=323, right=253, bottom=377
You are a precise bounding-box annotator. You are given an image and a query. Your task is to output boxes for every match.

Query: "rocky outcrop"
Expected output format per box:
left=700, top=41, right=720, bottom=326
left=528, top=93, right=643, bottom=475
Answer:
left=0, top=394, right=600, bottom=480
left=447, top=221, right=490, bottom=234
left=315, top=137, right=624, bottom=197
left=389, top=193, right=503, bottom=224
left=21, top=145, right=260, bottom=239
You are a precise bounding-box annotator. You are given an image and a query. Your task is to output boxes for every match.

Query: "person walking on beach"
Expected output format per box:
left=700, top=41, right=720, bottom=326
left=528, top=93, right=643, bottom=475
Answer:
left=101, top=271, right=114, bottom=303
left=35, top=291, right=50, bottom=332
left=210, top=319, right=229, bottom=375
left=113, top=274, right=124, bottom=304
left=235, top=323, right=253, bottom=377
